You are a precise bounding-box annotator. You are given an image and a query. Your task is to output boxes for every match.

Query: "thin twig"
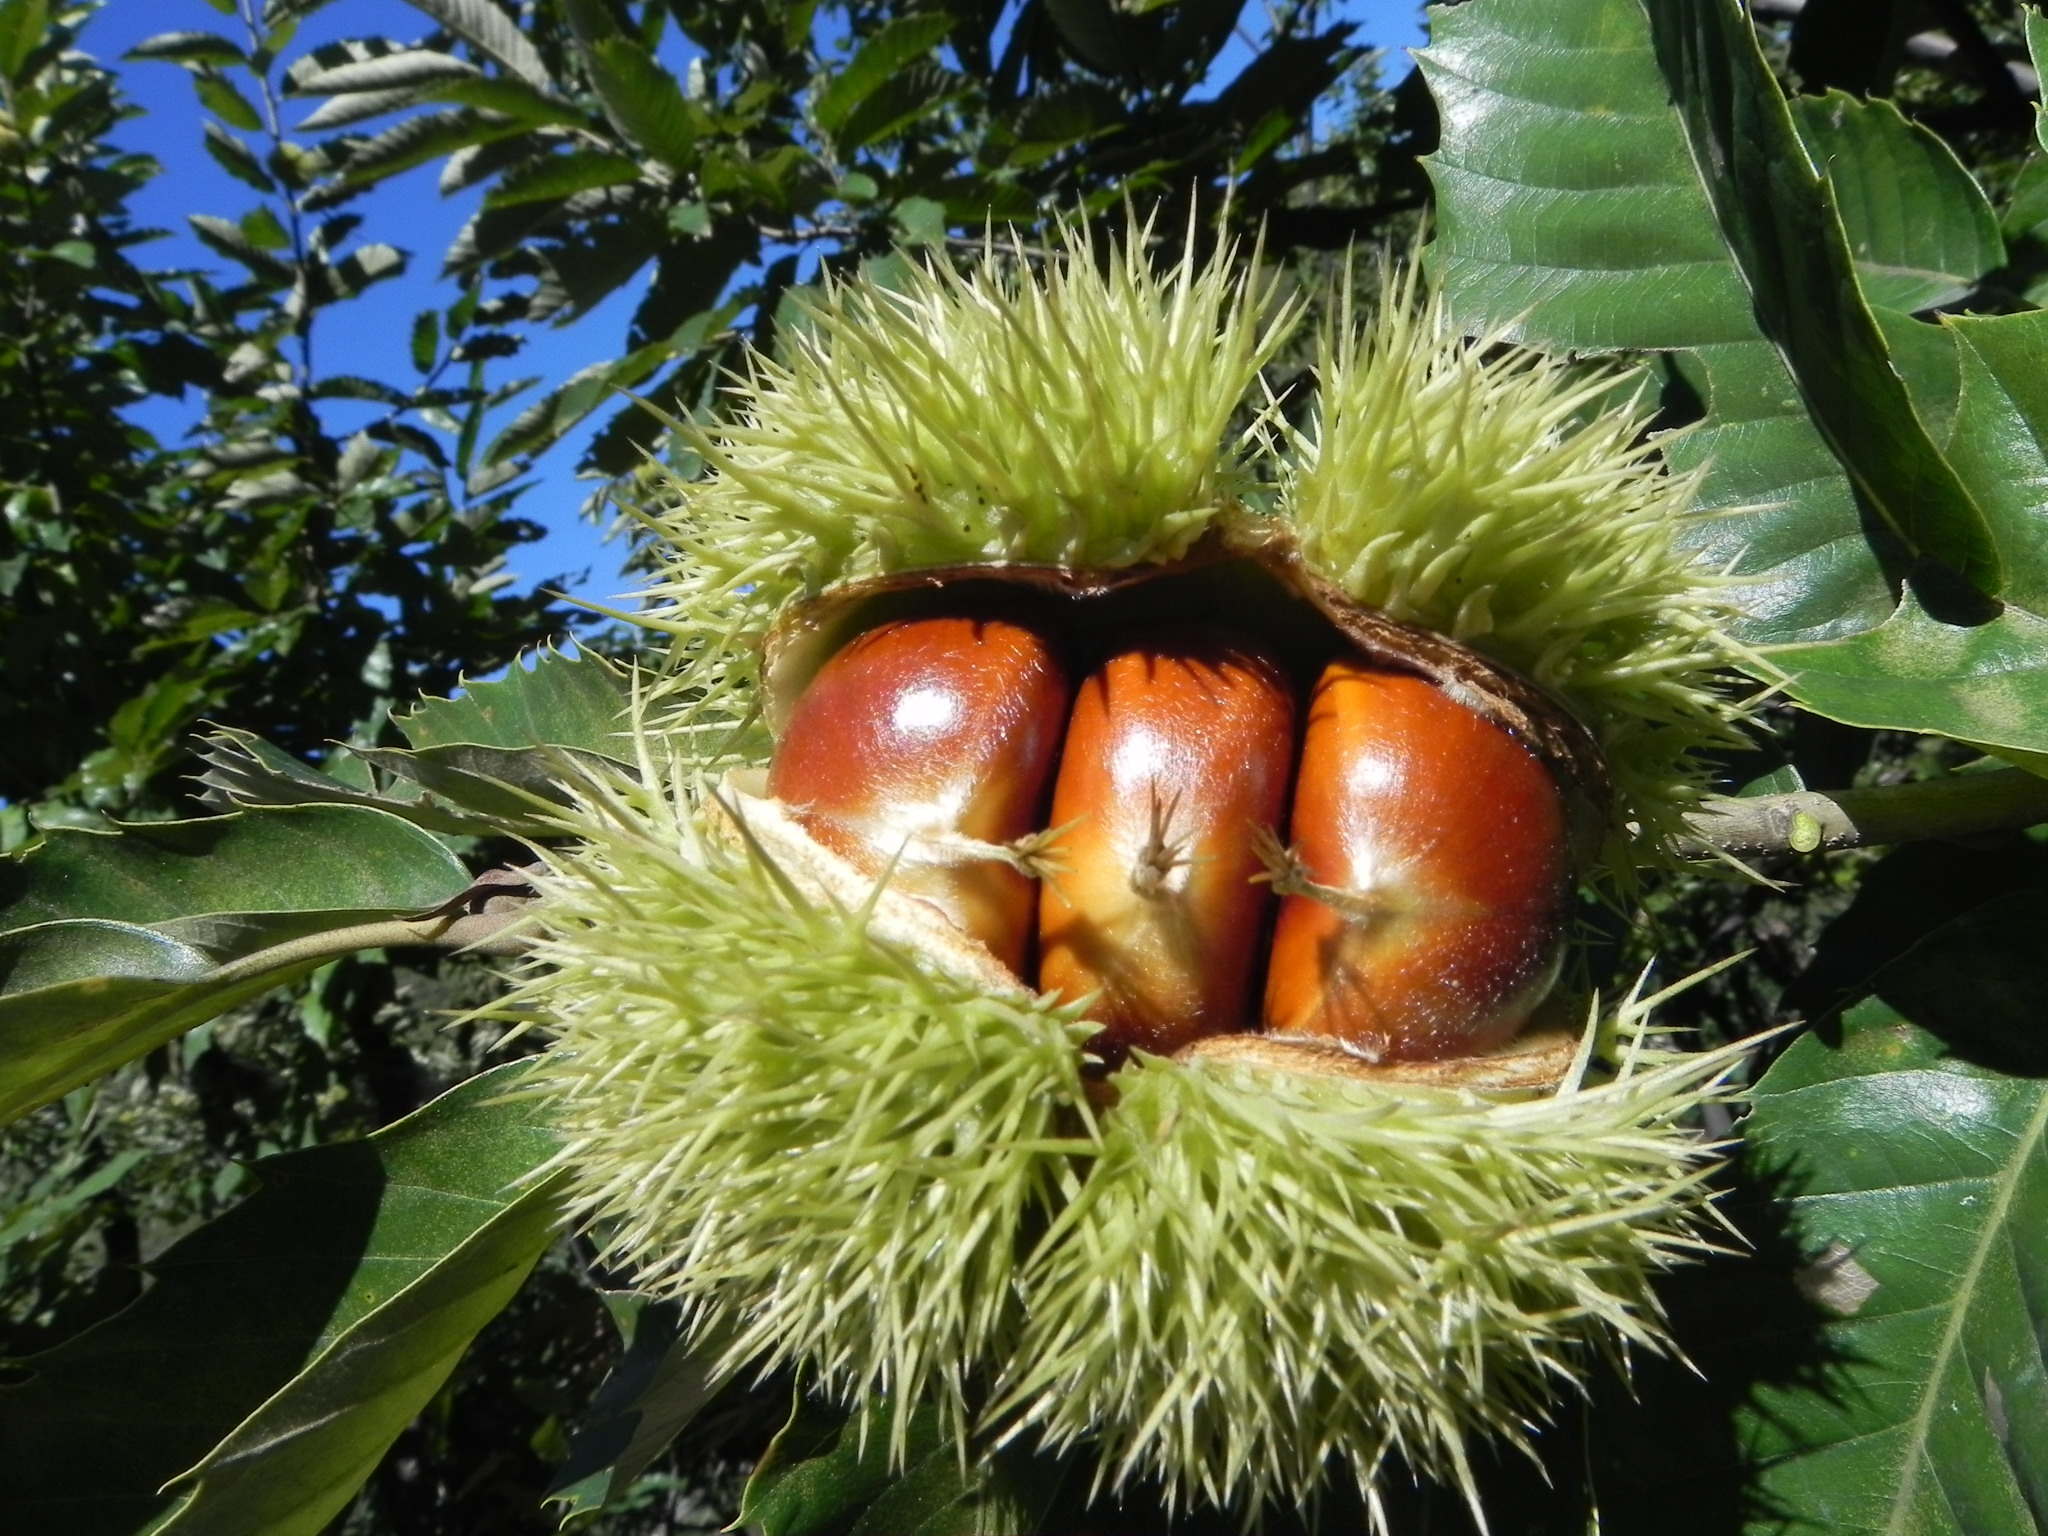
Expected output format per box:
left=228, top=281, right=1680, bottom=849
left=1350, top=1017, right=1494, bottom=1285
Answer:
left=1681, top=767, right=2048, bottom=857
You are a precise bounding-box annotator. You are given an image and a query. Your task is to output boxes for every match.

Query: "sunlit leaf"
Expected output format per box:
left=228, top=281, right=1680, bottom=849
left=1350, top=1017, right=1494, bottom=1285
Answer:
left=126, top=29, right=245, bottom=67
left=0, top=804, right=468, bottom=948
left=403, top=0, right=550, bottom=88
left=396, top=644, right=630, bottom=756
left=1789, top=92, right=2003, bottom=314
left=1422, top=0, right=2048, bottom=751
left=1741, top=995, right=2048, bottom=1531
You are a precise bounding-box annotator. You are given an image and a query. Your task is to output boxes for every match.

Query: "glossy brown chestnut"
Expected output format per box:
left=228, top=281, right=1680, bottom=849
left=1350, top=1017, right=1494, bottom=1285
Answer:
left=767, top=613, right=1071, bottom=972
left=1036, top=628, right=1297, bottom=1055
left=1261, top=659, right=1569, bottom=1061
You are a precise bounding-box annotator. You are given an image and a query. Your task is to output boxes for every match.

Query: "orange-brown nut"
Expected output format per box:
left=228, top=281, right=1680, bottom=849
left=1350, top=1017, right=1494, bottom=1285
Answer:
left=1036, top=627, right=1297, bottom=1057
left=767, top=613, right=1071, bottom=973
left=1262, top=659, right=1569, bottom=1062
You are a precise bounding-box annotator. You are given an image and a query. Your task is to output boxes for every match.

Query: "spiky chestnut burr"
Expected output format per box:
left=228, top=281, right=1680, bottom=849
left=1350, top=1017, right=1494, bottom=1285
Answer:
left=520, top=218, right=1761, bottom=1526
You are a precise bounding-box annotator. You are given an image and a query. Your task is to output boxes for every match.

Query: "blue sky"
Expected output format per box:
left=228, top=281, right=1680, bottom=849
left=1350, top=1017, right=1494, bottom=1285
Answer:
left=90, top=0, right=1428, bottom=609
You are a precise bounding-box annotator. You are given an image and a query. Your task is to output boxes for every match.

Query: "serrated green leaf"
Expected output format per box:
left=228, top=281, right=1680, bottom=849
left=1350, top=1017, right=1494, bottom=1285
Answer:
left=0, top=804, right=470, bottom=949
left=1940, top=308, right=2048, bottom=612
left=404, top=0, right=550, bottom=88
left=812, top=13, right=955, bottom=138
left=0, top=1065, right=561, bottom=1536
left=2029, top=9, right=2048, bottom=157
left=355, top=741, right=615, bottom=829
left=1742, top=995, right=2048, bottom=1532
left=192, top=726, right=498, bottom=836
left=581, top=33, right=703, bottom=170
left=1789, top=92, right=2003, bottom=314
left=336, top=108, right=530, bottom=188
left=326, top=241, right=406, bottom=296
left=1641, top=0, right=1999, bottom=593
left=1422, top=0, right=2048, bottom=750
left=190, top=211, right=295, bottom=285
left=397, top=645, right=629, bottom=756
left=483, top=338, right=675, bottom=463
left=294, top=47, right=478, bottom=95
left=0, top=807, right=476, bottom=1124
left=1418, top=0, right=1875, bottom=641
left=1769, top=595, right=2048, bottom=761
left=544, top=1297, right=736, bottom=1518
left=739, top=1396, right=1062, bottom=1536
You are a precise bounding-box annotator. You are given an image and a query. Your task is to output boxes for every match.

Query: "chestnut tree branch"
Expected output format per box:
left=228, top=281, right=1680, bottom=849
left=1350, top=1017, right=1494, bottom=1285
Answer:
left=1683, top=767, right=2048, bottom=857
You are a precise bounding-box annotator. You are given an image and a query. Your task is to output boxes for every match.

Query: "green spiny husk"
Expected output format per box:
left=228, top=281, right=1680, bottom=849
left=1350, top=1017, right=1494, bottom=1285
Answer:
left=1280, top=263, right=1757, bottom=874
left=522, top=221, right=1766, bottom=1522
left=998, top=998, right=1746, bottom=1519
left=519, top=743, right=1098, bottom=1454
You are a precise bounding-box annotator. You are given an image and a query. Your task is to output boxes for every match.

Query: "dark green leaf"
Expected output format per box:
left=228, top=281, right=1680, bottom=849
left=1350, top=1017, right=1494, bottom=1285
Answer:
left=357, top=738, right=632, bottom=828
left=835, top=64, right=963, bottom=155
left=582, top=33, right=703, bottom=170
left=337, top=109, right=530, bottom=188
left=195, top=74, right=264, bottom=133
left=544, top=1297, right=735, bottom=1519
left=410, top=307, right=439, bottom=372
left=396, top=644, right=629, bottom=756
left=811, top=13, right=955, bottom=138
left=0, top=806, right=475, bottom=1123
left=0, top=1065, right=561, bottom=1536
left=0, top=804, right=469, bottom=948
left=0, top=0, right=48, bottom=78
left=1942, top=308, right=2048, bottom=613
left=1639, top=0, right=1999, bottom=594
left=1867, top=891, right=2048, bottom=1074
left=126, top=29, right=245, bottom=68
left=2030, top=10, right=2048, bottom=157
left=428, top=73, right=584, bottom=126
left=483, top=339, right=675, bottom=463
left=326, top=241, right=407, bottom=296
left=1422, top=0, right=2048, bottom=751
left=739, top=1396, right=1062, bottom=1536
left=0, top=924, right=326, bottom=1128
left=1766, top=594, right=2048, bottom=759
left=404, top=0, right=551, bottom=88
left=202, top=121, right=276, bottom=192
left=1789, top=92, right=2003, bottom=313
left=190, top=211, right=295, bottom=284
left=483, top=149, right=642, bottom=209
left=1741, top=996, right=2048, bottom=1531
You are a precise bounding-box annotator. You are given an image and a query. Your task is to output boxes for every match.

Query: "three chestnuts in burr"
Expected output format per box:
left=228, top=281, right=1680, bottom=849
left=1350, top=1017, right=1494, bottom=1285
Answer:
left=763, top=556, right=1581, bottom=1067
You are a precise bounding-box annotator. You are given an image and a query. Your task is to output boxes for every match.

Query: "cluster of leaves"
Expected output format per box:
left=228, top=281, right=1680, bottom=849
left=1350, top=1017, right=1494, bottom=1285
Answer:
left=272, top=0, right=1421, bottom=483
left=6, top=0, right=2048, bottom=1532
left=0, top=0, right=570, bottom=833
